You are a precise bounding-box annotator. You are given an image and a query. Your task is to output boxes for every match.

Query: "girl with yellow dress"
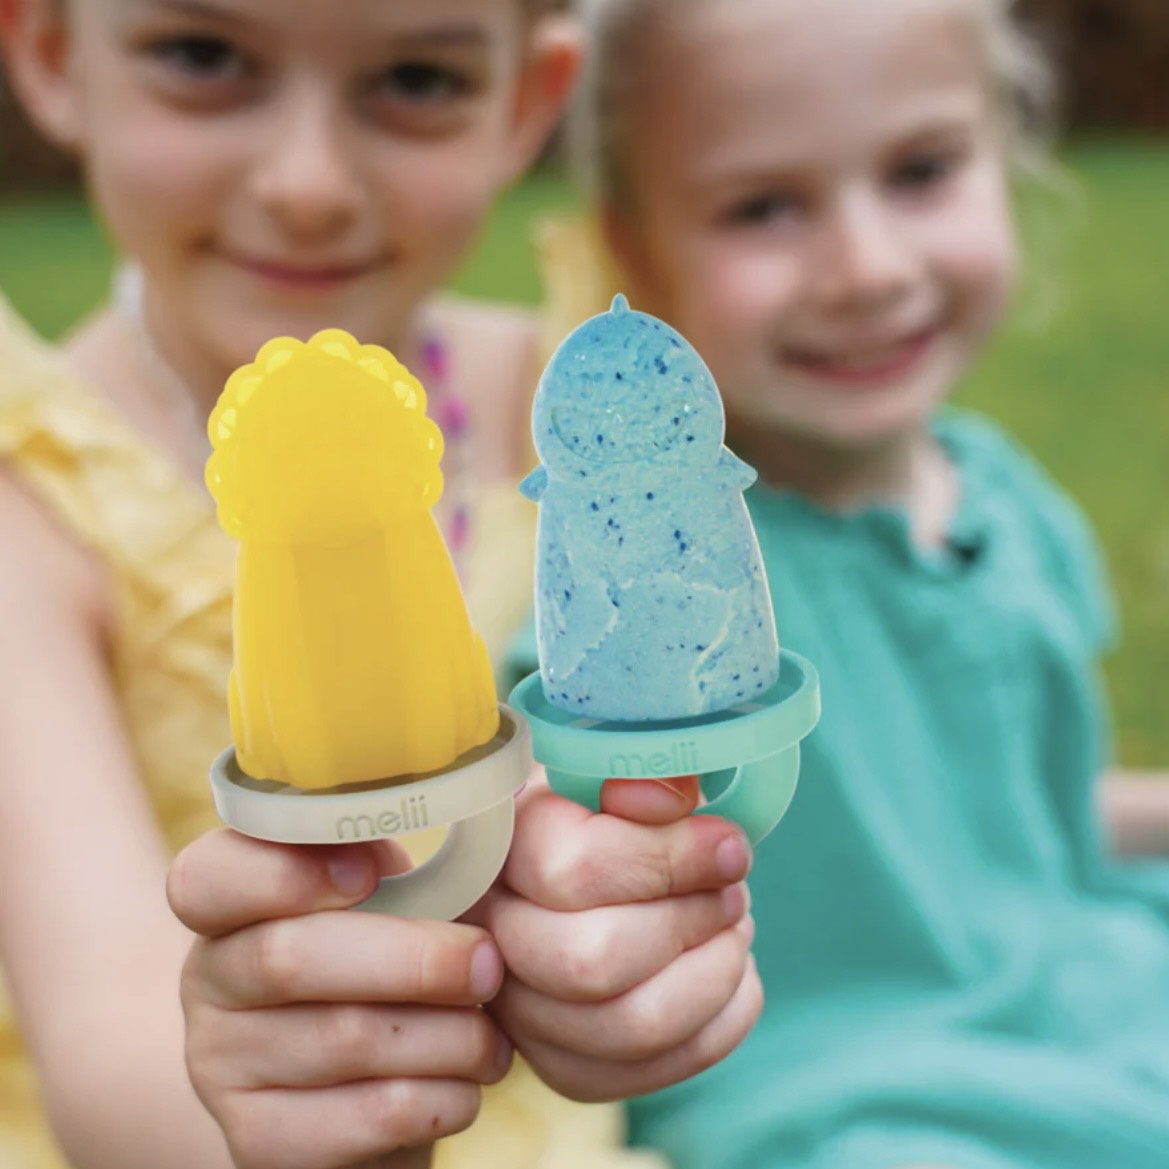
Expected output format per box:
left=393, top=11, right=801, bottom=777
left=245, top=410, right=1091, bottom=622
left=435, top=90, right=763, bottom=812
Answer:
left=0, top=1, right=740, bottom=1165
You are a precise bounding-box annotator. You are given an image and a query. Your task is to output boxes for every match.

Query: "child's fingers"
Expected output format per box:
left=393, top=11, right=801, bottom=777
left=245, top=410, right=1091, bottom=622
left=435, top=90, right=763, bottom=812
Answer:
left=491, top=917, right=754, bottom=1061
left=168, top=829, right=408, bottom=938
left=598, top=775, right=701, bottom=823
left=480, top=882, right=749, bottom=1000
left=217, top=1078, right=481, bottom=1169
left=504, top=780, right=752, bottom=910
left=506, top=952, right=762, bottom=1105
left=184, top=913, right=503, bottom=1010
left=190, top=1002, right=511, bottom=1090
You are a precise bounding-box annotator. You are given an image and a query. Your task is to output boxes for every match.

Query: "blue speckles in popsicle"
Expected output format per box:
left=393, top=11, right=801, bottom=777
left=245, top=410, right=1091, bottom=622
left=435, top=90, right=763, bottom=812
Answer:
left=519, top=296, right=780, bottom=722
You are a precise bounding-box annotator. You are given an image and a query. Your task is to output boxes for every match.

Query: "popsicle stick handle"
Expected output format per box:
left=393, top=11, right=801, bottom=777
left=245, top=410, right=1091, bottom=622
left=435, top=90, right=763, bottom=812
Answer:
left=352, top=798, right=516, bottom=919
left=694, top=748, right=800, bottom=841
left=510, top=649, right=820, bottom=846
left=209, top=707, right=532, bottom=921
left=545, top=747, right=800, bottom=845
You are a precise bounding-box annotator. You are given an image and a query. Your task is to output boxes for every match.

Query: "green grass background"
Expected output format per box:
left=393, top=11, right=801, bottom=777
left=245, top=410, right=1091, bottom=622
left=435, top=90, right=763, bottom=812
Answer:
left=1, top=141, right=1165, bottom=764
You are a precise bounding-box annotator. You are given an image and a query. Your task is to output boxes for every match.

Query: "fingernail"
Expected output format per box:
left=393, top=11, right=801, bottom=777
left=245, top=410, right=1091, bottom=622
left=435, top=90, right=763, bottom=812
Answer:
left=716, top=832, right=752, bottom=882
left=721, top=883, right=747, bottom=923
left=640, top=777, right=697, bottom=814
left=327, top=852, right=374, bottom=896
left=737, top=914, right=757, bottom=946
left=495, top=1030, right=514, bottom=1076
left=470, top=942, right=503, bottom=1001
left=654, top=776, right=695, bottom=800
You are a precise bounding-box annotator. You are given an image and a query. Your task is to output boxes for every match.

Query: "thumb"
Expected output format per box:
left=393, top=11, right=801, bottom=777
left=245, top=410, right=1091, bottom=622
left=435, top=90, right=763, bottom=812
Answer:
left=168, top=828, right=410, bottom=938
left=599, top=775, right=701, bottom=825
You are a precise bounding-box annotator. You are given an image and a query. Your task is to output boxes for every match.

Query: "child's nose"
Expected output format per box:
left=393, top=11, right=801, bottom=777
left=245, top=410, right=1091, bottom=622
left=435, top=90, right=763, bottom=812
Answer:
left=250, top=89, right=363, bottom=239
left=810, top=192, right=918, bottom=313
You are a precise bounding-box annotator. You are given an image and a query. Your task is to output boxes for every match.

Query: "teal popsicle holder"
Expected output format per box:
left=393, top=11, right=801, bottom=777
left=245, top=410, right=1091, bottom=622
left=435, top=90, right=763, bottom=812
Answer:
left=510, top=296, right=820, bottom=843
left=510, top=650, right=818, bottom=843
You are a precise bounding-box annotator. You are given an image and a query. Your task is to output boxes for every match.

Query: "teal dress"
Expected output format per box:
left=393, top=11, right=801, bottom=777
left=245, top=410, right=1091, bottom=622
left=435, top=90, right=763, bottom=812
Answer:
left=514, top=410, right=1169, bottom=1169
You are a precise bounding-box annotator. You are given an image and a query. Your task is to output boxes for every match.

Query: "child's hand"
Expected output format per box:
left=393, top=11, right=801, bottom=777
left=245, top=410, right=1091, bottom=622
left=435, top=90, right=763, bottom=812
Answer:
left=167, top=830, right=512, bottom=1169
left=474, top=773, right=760, bottom=1102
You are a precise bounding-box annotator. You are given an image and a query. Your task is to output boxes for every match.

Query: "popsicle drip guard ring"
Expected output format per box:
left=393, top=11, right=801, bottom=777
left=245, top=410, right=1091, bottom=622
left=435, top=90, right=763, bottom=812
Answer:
left=510, top=650, right=819, bottom=844
left=210, top=705, right=531, bottom=921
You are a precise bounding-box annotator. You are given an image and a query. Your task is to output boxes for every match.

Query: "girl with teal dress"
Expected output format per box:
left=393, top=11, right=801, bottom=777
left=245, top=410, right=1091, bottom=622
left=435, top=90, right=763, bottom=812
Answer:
left=507, top=0, right=1169, bottom=1165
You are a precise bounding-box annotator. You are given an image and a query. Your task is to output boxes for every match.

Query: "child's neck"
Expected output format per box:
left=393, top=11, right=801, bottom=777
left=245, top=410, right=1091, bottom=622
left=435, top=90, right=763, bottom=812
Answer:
left=138, top=293, right=424, bottom=426
left=79, top=265, right=429, bottom=489
left=728, top=417, right=959, bottom=549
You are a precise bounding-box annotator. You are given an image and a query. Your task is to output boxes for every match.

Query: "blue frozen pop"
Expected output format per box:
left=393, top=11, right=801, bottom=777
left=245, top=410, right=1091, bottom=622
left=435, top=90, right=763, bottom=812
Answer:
left=519, top=295, right=779, bottom=722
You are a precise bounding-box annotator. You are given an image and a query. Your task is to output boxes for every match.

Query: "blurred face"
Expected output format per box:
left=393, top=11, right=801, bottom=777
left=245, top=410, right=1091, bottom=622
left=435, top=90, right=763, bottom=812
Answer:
left=49, top=0, right=538, bottom=377
left=610, top=0, right=1018, bottom=457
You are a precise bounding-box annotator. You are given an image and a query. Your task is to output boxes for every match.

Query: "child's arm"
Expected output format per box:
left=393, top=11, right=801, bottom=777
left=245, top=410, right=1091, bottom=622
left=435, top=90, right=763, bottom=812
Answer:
left=167, top=830, right=511, bottom=1169
left=0, top=476, right=233, bottom=1169
left=474, top=773, right=760, bottom=1102
left=1101, top=769, right=1169, bottom=856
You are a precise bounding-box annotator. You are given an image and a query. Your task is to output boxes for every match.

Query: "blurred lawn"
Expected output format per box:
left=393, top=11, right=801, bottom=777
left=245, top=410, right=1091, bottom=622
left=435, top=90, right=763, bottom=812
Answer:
left=1, top=143, right=1165, bottom=764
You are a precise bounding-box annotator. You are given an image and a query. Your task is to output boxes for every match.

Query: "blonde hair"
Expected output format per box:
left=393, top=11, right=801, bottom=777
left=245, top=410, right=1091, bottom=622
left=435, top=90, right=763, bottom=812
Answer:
left=570, top=0, right=1059, bottom=208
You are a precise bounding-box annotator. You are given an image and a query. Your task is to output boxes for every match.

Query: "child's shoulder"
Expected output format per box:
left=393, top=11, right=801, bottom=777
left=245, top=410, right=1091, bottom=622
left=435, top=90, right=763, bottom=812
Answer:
left=0, top=299, right=115, bottom=633
left=0, top=294, right=64, bottom=401
left=939, top=407, right=1090, bottom=532
left=939, top=407, right=1115, bottom=649
left=937, top=407, right=1050, bottom=482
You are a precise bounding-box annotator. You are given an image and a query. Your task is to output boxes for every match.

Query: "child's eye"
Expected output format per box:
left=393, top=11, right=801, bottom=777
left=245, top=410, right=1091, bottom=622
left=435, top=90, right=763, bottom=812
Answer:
left=148, top=35, right=248, bottom=82
left=367, top=58, right=482, bottom=135
left=890, top=151, right=960, bottom=192
left=724, top=192, right=803, bottom=228
left=381, top=61, right=472, bottom=104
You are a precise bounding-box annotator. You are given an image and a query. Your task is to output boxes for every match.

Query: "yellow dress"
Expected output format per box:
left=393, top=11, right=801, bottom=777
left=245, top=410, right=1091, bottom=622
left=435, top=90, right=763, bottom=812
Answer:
left=0, top=294, right=664, bottom=1169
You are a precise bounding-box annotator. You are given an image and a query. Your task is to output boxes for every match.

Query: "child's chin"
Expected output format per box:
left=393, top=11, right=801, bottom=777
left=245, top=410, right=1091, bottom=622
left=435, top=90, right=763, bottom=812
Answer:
left=215, top=311, right=338, bottom=355
left=754, top=393, right=944, bottom=453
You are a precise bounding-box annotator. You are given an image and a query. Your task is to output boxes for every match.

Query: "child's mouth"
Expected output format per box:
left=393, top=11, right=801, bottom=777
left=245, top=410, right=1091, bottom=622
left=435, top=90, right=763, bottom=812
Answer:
left=784, top=327, right=940, bottom=387
left=225, top=252, right=381, bottom=291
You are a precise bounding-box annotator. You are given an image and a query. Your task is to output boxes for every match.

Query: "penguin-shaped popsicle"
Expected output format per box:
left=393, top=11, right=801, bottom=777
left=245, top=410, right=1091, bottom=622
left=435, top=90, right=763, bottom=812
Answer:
left=520, top=295, right=779, bottom=722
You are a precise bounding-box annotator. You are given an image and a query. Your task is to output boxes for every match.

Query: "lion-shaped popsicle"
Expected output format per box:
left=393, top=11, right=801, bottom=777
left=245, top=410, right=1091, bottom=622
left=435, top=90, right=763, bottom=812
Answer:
left=206, top=329, right=498, bottom=790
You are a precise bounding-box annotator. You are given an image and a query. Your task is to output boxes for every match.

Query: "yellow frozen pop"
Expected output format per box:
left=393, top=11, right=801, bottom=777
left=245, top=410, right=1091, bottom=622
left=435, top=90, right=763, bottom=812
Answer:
left=206, top=329, right=499, bottom=790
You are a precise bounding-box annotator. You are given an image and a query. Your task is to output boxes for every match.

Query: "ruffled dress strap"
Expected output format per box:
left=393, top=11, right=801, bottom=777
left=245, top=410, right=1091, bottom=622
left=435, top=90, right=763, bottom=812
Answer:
left=534, top=213, right=625, bottom=362
left=0, top=296, right=233, bottom=853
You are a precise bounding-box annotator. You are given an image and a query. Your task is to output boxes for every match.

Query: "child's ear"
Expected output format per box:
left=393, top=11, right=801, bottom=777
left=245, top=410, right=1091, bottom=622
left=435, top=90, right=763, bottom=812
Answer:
left=1, top=0, right=83, bottom=154
left=499, top=15, right=584, bottom=185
